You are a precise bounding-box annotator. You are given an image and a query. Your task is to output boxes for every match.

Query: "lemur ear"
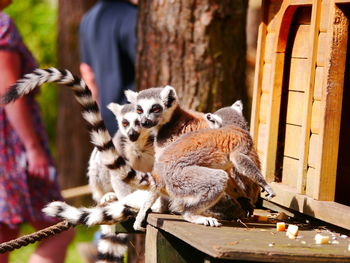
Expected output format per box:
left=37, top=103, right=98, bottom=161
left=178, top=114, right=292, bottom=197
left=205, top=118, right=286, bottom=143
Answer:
left=125, top=90, right=138, bottom=104
left=107, top=102, right=123, bottom=117
left=205, top=113, right=215, bottom=123
left=231, top=100, right=243, bottom=114
left=160, top=85, right=177, bottom=108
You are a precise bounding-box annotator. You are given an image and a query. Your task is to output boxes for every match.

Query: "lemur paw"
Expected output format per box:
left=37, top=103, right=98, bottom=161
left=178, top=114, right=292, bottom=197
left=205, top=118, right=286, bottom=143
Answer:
left=133, top=220, right=146, bottom=231
left=99, top=192, right=118, bottom=206
left=184, top=215, right=222, bottom=227
left=263, top=185, right=276, bottom=200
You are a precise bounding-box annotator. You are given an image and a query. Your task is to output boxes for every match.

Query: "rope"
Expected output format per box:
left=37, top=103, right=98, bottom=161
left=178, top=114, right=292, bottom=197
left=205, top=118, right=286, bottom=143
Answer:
left=0, top=220, right=74, bottom=254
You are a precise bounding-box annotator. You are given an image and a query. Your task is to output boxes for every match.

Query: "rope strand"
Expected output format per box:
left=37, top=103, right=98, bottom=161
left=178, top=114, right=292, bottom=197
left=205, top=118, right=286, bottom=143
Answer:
left=0, top=221, right=74, bottom=254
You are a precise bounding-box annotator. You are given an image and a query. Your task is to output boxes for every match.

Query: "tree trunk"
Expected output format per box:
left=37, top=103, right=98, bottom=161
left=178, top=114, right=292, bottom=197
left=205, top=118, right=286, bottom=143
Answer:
left=134, top=1, right=248, bottom=262
left=137, top=0, right=248, bottom=113
left=56, top=0, right=97, bottom=198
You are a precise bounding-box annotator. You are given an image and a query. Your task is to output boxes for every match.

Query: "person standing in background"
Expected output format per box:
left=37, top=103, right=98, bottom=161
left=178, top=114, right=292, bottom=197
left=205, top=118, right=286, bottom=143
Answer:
left=79, top=0, right=137, bottom=136
left=79, top=1, right=140, bottom=262
left=0, top=1, right=75, bottom=263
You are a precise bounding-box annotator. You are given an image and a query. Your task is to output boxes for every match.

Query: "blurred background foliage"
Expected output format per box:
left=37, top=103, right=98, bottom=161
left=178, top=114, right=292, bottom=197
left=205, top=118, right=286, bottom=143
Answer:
left=4, top=0, right=58, bottom=154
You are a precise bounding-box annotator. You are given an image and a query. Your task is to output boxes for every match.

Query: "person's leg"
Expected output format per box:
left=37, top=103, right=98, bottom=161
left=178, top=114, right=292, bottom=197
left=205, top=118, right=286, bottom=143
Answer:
left=28, top=221, right=75, bottom=263
left=0, top=224, right=20, bottom=263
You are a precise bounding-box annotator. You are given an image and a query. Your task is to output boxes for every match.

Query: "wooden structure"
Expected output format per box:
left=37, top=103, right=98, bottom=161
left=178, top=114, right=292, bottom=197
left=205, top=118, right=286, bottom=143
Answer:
left=251, top=0, right=350, bottom=229
left=143, top=213, right=350, bottom=263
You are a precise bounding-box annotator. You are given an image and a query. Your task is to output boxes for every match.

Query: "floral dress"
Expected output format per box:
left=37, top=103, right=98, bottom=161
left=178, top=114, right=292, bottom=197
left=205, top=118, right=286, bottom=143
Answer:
left=0, top=12, right=63, bottom=228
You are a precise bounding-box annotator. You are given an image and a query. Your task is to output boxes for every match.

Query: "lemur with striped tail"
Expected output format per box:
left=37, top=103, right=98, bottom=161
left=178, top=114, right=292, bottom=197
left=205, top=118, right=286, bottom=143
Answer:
left=2, top=69, right=274, bottom=229
left=87, top=103, right=156, bottom=263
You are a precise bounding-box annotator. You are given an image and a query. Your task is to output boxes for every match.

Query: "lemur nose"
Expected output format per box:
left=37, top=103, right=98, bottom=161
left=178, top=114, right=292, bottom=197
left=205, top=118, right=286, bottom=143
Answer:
left=128, top=130, right=140, bottom=142
left=141, top=119, right=154, bottom=128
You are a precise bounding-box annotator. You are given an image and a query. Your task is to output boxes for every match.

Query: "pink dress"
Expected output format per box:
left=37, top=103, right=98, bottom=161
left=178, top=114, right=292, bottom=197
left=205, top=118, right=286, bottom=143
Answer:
left=0, top=12, right=63, bottom=228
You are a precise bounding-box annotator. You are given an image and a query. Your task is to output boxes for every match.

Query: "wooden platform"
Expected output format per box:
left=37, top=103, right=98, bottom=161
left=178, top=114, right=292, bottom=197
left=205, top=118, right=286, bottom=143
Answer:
left=144, top=213, right=350, bottom=263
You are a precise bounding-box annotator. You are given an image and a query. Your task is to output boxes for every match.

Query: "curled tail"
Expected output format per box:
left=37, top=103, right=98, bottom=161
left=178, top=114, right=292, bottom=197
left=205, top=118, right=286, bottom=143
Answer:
left=2, top=67, right=150, bottom=187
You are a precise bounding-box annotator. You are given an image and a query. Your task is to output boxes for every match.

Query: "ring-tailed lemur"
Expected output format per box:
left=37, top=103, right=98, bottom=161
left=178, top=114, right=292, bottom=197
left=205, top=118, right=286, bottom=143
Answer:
left=133, top=124, right=275, bottom=229
left=87, top=103, right=155, bottom=263
left=1, top=71, right=273, bottom=228
left=47, top=86, right=274, bottom=229
left=88, top=102, right=154, bottom=202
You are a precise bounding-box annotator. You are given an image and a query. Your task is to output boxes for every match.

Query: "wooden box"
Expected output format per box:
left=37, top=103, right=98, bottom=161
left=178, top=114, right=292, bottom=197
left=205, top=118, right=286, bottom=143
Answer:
left=251, top=0, right=350, bottom=229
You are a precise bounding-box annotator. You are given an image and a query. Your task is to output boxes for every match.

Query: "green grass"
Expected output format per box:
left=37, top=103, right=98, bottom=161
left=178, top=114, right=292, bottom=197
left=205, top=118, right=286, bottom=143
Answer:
left=9, top=224, right=98, bottom=263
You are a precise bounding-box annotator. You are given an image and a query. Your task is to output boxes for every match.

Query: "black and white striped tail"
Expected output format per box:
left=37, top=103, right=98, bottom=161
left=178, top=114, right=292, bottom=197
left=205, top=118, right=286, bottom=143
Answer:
left=96, top=226, right=128, bottom=263
left=2, top=67, right=148, bottom=187
left=43, top=201, right=137, bottom=226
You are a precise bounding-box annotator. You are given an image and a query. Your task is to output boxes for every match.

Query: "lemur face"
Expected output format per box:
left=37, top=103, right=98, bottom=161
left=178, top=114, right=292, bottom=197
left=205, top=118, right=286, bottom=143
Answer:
left=107, top=103, right=143, bottom=142
left=125, top=86, right=178, bottom=129
left=205, top=100, right=247, bottom=130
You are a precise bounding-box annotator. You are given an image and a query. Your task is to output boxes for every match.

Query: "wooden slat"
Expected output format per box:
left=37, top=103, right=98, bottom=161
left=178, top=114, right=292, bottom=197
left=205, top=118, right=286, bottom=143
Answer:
left=316, top=32, right=329, bottom=66
left=286, top=91, right=305, bottom=126
left=319, top=0, right=330, bottom=32
left=313, top=66, right=324, bottom=100
left=250, top=21, right=267, bottom=144
left=314, top=6, right=347, bottom=201
left=291, top=25, right=311, bottom=58
left=311, top=100, right=321, bottom=134
left=264, top=33, right=276, bottom=63
left=263, top=53, right=285, bottom=182
left=261, top=63, right=272, bottom=92
left=269, top=182, right=350, bottom=230
left=258, top=92, right=269, bottom=123
left=306, top=167, right=316, bottom=197
left=266, top=0, right=283, bottom=32
left=61, top=184, right=91, bottom=199
left=289, top=58, right=308, bottom=92
left=257, top=123, right=267, bottom=158
left=308, top=133, right=319, bottom=168
left=147, top=212, right=350, bottom=261
left=284, top=124, right=302, bottom=159
left=281, top=156, right=298, bottom=188
left=296, top=0, right=321, bottom=195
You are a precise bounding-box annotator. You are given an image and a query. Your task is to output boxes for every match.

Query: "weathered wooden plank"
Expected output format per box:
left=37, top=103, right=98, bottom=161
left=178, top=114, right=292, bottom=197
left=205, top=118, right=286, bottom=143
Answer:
left=286, top=91, right=305, bottom=126
left=313, top=66, right=324, bottom=100
left=281, top=156, right=299, bottom=189
left=311, top=100, right=321, bottom=134
left=251, top=22, right=267, bottom=144
left=315, top=6, right=347, bottom=201
left=316, top=32, right=329, bottom=67
left=147, top=213, right=350, bottom=261
left=306, top=167, right=316, bottom=197
left=264, top=33, right=276, bottom=63
left=284, top=124, right=302, bottom=159
left=261, top=63, right=272, bottom=93
left=145, top=225, right=158, bottom=263
left=257, top=123, right=267, bottom=160
left=263, top=52, right=285, bottom=182
left=296, top=0, right=321, bottom=195
left=288, top=58, right=308, bottom=92
left=308, top=133, right=319, bottom=168
left=266, top=0, right=283, bottom=33
left=259, top=92, right=269, bottom=124
left=269, top=182, right=350, bottom=230
left=319, top=1, right=330, bottom=32
left=291, top=25, right=311, bottom=58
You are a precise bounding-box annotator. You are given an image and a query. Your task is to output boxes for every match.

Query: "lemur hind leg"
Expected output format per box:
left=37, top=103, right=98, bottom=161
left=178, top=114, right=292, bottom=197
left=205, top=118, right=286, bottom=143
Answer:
left=172, top=166, right=228, bottom=227
left=230, top=151, right=275, bottom=200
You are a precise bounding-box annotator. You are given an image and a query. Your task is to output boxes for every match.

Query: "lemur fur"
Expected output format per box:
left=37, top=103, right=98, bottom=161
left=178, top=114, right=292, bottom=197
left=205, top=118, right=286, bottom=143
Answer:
left=44, top=86, right=252, bottom=227
left=133, top=125, right=275, bottom=229
left=88, top=103, right=154, bottom=202
left=87, top=103, right=155, bottom=263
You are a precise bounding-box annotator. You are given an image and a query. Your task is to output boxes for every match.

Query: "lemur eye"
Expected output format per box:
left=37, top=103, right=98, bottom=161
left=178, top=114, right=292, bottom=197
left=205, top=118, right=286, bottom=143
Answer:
left=122, top=120, right=129, bottom=127
left=136, top=106, right=143, bottom=114
left=151, top=104, right=162, bottom=113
